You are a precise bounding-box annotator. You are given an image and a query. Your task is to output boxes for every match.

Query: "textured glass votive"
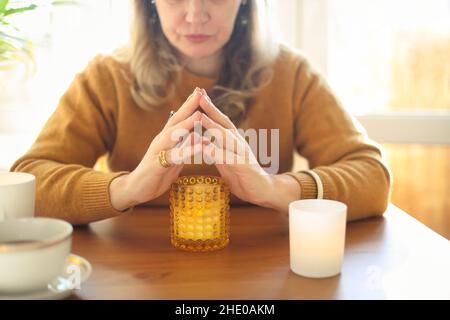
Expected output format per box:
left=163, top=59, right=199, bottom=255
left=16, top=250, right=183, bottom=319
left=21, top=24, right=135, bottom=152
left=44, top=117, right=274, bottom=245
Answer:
left=169, top=175, right=230, bottom=252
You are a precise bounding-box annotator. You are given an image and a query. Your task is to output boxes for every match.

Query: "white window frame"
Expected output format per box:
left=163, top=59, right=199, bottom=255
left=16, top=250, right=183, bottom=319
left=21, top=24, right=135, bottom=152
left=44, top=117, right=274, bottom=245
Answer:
left=356, top=113, right=450, bottom=145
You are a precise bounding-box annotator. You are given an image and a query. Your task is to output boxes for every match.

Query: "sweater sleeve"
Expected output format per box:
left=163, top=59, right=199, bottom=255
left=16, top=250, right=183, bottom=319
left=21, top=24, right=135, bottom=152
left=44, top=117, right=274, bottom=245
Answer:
left=284, top=55, right=393, bottom=221
left=10, top=55, right=131, bottom=225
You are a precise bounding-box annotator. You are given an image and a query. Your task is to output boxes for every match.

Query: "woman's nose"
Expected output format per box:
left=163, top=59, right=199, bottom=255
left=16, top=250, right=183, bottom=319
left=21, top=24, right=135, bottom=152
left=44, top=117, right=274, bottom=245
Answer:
left=185, top=0, right=210, bottom=24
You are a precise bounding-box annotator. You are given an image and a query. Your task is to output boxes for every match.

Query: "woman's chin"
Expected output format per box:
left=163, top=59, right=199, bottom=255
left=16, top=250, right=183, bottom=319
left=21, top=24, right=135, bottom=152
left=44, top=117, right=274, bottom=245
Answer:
left=177, top=43, right=220, bottom=59
left=179, top=49, right=217, bottom=60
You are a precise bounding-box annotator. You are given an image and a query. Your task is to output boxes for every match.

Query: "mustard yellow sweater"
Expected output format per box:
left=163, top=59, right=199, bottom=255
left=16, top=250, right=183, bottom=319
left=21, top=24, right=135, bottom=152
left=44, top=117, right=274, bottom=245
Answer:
left=11, top=46, right=392, bottom=224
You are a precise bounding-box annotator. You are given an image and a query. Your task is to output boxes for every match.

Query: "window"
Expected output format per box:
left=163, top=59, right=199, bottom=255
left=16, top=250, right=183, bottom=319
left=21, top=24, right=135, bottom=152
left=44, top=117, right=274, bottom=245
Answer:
left=0, top=0, right=130, bottom=130
left=0, top=0, right=130, bottom=169
left=277, top=0, right=450, bottom=239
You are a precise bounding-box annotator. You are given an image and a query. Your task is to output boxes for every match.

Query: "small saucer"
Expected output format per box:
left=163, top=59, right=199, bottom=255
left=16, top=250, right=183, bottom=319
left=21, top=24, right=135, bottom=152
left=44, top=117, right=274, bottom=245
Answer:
left=0, top=254, right=91, bottom=300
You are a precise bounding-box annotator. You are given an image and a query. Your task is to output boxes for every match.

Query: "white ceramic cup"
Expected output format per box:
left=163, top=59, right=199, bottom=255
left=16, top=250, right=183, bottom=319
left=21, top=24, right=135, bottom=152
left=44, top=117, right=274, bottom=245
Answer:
left=289, top=199, right=347, bottom=278
left=0, top=218, right=73, bottom=293
left=0, top=172, right=36, bottom=221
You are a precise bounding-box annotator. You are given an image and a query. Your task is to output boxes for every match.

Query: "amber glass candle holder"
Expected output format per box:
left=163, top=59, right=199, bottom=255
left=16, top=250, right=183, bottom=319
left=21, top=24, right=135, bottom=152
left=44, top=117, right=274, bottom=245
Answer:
left=169, top=175, right=230, bottom=252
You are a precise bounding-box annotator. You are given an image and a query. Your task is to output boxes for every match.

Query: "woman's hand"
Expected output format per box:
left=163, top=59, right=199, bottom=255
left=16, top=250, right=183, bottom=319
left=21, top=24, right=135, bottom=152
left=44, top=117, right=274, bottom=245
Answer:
left=109, top=88, right=210, bottom=211
left=198, top=90, right=301, bottom=212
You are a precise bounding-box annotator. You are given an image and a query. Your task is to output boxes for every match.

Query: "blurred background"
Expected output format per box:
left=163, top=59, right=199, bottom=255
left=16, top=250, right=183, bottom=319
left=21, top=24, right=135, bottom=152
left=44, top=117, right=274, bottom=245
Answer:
left=0, top=0, right=448, bottom=239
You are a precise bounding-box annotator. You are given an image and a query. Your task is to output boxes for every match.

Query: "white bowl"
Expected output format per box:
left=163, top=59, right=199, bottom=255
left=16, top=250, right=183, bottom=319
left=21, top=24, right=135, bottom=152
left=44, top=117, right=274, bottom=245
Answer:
left=0, top=218, right=72, bottom=293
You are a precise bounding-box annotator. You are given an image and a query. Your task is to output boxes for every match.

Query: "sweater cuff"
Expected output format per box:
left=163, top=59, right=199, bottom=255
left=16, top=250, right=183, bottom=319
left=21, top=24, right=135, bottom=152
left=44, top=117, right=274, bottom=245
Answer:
left=82, top=171, right=133, bottom=220
left=283, top=171, right=318, bottom=199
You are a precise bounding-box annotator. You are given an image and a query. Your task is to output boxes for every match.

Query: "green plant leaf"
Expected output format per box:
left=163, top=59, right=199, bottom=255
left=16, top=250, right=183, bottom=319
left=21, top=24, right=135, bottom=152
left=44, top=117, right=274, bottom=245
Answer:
left=0, top=0, right=79, bottom=66
left=0, top=30, right=34, bottom=62
left=51, top=0, right=78, bottom=6
left=0, top=0, right=9, bottom=15
left=4, top=4, right=38, bottom=16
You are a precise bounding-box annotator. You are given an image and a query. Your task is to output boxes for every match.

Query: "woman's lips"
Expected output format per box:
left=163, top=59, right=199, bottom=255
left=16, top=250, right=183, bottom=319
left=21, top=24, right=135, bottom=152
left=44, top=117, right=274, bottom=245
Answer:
left=185, top=34, right=211, bottom=43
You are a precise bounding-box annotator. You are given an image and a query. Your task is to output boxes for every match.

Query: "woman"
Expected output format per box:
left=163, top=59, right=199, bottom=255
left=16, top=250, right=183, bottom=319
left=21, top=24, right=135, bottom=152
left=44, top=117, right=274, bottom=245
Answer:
left=11, top=0, right=392, bottom=225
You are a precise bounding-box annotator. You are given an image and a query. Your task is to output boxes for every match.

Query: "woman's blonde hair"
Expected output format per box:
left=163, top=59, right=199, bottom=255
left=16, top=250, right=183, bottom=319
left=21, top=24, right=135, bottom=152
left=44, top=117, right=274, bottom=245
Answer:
left=115, top=0, right=279, bottom=125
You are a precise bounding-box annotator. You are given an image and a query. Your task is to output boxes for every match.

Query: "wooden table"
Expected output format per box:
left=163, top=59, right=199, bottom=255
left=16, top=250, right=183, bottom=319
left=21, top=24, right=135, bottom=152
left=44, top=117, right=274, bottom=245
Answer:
left=71, top=204, right=450, bottom=300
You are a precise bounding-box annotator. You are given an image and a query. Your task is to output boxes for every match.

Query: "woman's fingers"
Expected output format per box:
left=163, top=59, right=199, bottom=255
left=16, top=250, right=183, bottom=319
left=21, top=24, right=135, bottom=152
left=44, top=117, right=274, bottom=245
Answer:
left=201, top=112, right=246, bottom=155
left=168, top=143, right=204, bottom=166
left=199, top=89, right=237, bottom=130
left=178, top=130, right=205, bottom=150
left=164, top=88, right=203, bottom=129
left=202, top=141, right=244, bottom=166
left=199, top=90, right=252, bottom=152
left=170, top=132, right=210, bottom=166
left=160, top=111, right=202, bottom=149
left=157, top=87, right=259, bottom=167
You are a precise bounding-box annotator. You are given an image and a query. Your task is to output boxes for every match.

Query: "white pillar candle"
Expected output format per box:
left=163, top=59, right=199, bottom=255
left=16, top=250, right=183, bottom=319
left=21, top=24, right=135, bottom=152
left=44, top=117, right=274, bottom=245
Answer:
left=289, top=199, right=347, bottom=278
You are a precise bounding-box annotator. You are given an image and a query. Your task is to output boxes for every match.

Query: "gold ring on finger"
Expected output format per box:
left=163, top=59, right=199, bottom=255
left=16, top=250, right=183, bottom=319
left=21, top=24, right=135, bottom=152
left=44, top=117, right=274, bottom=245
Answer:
left=158, top=150, right=173, bottom=168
